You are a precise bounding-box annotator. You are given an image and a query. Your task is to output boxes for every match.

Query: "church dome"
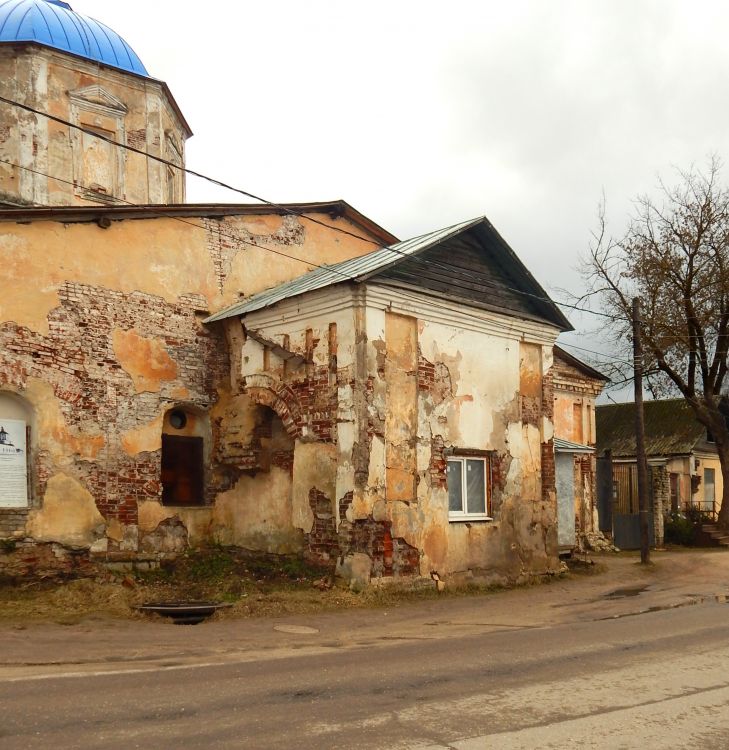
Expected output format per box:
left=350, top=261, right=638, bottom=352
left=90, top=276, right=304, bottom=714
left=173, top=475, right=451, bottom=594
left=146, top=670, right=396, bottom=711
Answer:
left=0, top=0, right=148, bottom=76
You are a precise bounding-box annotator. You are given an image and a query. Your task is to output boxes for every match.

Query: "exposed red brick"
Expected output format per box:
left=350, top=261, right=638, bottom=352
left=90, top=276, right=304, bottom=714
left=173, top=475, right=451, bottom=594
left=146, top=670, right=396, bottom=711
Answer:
left=0, top=281, right=229, bottom=533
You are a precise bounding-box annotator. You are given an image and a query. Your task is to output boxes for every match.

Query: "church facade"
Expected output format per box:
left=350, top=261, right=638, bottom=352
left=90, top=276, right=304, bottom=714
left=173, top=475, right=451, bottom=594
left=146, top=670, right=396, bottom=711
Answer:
left=0, top=0, right=573, bottom=586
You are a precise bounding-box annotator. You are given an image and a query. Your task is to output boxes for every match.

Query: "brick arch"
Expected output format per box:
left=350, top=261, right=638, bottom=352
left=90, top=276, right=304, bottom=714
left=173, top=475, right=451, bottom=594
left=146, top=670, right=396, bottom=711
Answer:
left=245, top=374, right=303, bottom=439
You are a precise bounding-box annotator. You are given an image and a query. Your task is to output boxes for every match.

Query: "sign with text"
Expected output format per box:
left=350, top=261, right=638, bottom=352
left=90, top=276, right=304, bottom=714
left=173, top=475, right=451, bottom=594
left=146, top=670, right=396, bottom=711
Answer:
left=0, top=419, right=28, bottom=508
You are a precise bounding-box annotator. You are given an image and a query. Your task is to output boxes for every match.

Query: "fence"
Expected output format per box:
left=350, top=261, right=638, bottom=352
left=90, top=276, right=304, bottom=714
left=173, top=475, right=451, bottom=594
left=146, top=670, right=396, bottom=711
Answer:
left=682, top=498, right=717, bottom=521
left=612, top=463, right=641, bottom=515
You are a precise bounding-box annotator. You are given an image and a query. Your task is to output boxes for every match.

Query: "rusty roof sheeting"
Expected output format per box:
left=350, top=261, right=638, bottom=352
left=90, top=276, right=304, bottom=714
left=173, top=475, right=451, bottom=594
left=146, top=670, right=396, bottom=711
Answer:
left=554, top=345, right=610, bottom=382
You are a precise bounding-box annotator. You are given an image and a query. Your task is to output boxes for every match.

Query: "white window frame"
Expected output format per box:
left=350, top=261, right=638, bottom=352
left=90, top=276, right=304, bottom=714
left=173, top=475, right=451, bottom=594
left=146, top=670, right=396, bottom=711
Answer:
left=447, top=455, right=491, bottom=522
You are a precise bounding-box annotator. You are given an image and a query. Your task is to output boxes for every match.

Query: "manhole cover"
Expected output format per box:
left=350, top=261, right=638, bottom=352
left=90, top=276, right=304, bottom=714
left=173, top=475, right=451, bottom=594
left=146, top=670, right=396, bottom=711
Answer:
left=274, top=624, right=319, bottom=635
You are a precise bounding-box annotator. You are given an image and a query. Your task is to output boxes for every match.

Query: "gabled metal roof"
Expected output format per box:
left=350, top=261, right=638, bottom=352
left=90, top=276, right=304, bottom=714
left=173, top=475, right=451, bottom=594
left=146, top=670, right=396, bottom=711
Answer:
left=554, top=345, right=610, bottom=382
left=205, top=217, right=481, bottom=323
left=554, top=437, right=594, bottom=454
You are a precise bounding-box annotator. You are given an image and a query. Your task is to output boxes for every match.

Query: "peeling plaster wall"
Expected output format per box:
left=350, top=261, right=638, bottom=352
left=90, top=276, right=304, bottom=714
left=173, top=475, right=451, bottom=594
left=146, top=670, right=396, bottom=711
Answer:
left=217, top=288, right=356, bottom=555
left=0, top=211, right=383, bottom=567
left=0, top=46, right=188, bottom=207
left=232, top=284, right=562, bottom=585
left=552, top=351, right=606, bottom=539
left=378, top=301, right=558, bottom=582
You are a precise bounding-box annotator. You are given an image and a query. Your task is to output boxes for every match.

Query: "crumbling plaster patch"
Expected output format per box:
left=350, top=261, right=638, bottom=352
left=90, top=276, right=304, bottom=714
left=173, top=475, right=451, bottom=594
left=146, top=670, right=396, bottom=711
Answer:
left=26, top=473, right=104, bottom=547
left=211, top=468, right=303, bottom=554
left=292, top=442, right=337, bottom=532
left=121, top=413, right=164, bottom=455
left=113, top=328, right=178, bottom=394
left=24, top=377, right=105, bottom=465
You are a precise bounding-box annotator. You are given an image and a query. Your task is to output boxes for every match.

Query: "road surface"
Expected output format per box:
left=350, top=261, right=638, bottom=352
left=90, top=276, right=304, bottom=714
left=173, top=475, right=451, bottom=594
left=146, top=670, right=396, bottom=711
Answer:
left=2, top=550, right=729, bottom=749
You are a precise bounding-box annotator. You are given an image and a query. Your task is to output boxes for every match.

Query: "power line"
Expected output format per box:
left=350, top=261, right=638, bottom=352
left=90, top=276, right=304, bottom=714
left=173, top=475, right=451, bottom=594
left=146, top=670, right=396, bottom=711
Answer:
left=557, top=341, right=634, bottom=367
left=3, top=163, right=572, bottom=353
left=0, top=94, right=383, bottom=246
left=4, top=159, right=536, bottom=343
left=0, top=95, right=624, bottom=324
left=0, top=154, right=606, bottom=333
left=0, top=158, right=364, bottom=283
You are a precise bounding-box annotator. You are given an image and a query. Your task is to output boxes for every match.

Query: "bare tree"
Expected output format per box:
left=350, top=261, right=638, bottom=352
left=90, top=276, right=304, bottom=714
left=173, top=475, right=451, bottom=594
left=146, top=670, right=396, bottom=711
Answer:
left=583, top=157, right=729, bottom=526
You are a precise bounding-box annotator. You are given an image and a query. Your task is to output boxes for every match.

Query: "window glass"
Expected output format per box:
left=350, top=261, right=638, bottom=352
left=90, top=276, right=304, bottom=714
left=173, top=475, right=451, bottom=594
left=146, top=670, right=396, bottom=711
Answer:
left=704, top=468, right=716, bottom=506
left=466, top=459, right=486, bottom=514
left=447, top=460, right=463, bottom=512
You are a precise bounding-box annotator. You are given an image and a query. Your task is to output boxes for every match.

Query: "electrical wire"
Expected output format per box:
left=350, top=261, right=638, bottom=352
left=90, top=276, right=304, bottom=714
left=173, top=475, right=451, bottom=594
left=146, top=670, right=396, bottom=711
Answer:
left=0, top=95, right=380, bottom=247
left=0, top=95, right=624, bottom=323
left=556, top=341, right=635, bottom=367
left=1, top=159, right=533, bottom=345
left=0, top=158, right=364, bottom=280
left=2, top=162, right=662, bottom=394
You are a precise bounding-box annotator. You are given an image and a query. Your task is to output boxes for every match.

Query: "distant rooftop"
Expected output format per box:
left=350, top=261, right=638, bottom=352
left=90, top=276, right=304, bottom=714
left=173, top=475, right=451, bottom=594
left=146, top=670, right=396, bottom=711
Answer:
left=0, top=0, right=149, bottom=76
left=596, top=399, right=712, bottom=458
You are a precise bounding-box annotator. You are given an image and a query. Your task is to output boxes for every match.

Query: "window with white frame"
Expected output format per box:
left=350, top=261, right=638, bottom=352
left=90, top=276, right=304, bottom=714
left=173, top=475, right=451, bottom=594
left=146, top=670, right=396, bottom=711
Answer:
left=447, top=455, right=491, bottom=521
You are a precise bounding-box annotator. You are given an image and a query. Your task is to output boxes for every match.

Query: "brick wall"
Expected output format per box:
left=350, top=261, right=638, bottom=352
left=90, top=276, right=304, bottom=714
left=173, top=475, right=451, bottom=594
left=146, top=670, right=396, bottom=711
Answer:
left=541, top=366, right=556, bottom=504
left=0, top=281, right=228, bottom=537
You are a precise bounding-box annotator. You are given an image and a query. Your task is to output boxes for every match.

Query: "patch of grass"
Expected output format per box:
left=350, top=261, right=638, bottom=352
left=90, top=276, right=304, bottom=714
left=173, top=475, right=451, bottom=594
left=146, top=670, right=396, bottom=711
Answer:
left=0, top=579, right=135, bottom=623
left=0, top=546, right=601, bottom=624
left=184, top=546, right=237, bottom=582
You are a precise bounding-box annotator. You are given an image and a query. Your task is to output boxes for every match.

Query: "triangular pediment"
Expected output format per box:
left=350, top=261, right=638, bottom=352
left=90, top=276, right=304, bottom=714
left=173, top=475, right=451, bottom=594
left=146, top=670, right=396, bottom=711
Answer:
left=69, top=85, right=127, bottom=114
left=205, top=217, right=572, bottom=329
left=372, top=220, right=573, bottom=331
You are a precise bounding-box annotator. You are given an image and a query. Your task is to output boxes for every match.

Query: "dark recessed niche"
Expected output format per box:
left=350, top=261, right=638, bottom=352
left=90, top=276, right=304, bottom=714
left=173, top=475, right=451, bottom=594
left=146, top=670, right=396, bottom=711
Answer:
left=168, top=410, right=188, bottom=430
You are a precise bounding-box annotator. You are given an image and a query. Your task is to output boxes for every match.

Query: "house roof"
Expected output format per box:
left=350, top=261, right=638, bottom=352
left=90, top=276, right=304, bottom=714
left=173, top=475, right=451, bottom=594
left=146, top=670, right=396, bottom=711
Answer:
left=596, top=399, right=711, bottom=458
left=205, top=216, right=572, bottom=331
left=554, top=437, right=594, bottom=454
left=554, top=345, right=610, bottom=382
left=0, top=200, right=398, bottom=245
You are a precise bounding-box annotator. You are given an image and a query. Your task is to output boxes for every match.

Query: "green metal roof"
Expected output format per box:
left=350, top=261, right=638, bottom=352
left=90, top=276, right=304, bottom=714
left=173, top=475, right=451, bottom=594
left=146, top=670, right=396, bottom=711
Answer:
left=204, top=216, right=571, bottom=330
left=596, top=399, right=710, bottom=458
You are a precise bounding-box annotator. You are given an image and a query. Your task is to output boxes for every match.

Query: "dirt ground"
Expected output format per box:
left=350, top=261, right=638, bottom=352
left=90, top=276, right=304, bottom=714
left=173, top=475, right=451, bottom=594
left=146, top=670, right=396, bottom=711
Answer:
left=3, top=543, right=727, bottom=629
left=0, top=545, right=602, bottom=624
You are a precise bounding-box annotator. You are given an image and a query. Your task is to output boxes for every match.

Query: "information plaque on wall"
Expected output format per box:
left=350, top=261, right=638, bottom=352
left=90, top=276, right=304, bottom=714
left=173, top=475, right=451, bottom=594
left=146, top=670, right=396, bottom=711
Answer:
left=0, top=419, right=28, bottom=508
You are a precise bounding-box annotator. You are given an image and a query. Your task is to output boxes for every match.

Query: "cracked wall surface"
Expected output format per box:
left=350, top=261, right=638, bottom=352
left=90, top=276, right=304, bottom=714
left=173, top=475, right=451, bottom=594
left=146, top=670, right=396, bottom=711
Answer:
left=231, top=284, right=562, bottom=585
left=0, top=210, right=379, bottom=572
left=552, top=349, right=607, bottom=540
left=0, top=46, right=188, bottom=206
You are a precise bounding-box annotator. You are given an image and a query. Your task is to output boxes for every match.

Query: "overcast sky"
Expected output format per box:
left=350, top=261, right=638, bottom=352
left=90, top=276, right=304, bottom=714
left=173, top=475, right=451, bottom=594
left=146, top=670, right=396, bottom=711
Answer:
left=71, top=0, right=729, bottom=371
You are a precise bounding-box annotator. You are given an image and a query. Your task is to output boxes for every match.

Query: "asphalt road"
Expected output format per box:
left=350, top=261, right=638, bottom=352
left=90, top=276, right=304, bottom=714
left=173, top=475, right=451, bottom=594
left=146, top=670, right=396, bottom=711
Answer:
left=3, top=553, right=729, bottom=749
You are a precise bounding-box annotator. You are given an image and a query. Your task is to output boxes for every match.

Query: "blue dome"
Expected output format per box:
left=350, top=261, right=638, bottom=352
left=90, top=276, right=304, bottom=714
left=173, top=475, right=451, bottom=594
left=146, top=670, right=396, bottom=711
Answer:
left=0, top=0, right=148, bottom=76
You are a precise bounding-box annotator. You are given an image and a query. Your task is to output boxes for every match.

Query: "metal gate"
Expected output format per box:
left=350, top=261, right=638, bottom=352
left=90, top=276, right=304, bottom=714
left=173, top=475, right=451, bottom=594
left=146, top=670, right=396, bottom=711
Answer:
left=596, top=456, right=655, bottom=549
left=596, top=454, right=613, bottom=533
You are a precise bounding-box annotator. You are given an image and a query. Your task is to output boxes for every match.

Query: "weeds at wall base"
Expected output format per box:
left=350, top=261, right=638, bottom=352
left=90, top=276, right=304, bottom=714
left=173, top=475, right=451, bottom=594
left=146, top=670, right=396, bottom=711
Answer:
left=0, top=545, right=607, bottom=624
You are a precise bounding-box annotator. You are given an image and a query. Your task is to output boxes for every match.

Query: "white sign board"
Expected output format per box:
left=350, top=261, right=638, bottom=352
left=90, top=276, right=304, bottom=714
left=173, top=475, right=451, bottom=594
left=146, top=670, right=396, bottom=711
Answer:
left=0, top=419, right=28, bottom=508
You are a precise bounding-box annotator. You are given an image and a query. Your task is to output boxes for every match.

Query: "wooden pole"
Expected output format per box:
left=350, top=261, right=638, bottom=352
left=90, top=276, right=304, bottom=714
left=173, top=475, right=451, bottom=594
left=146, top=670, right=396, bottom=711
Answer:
left=633, top=297, right=651, bottom=564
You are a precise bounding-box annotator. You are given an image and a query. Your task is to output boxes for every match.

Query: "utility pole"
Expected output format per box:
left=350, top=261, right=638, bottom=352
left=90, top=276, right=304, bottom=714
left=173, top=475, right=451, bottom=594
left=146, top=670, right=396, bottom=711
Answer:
left=633, top=297, right=651, bottom=564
